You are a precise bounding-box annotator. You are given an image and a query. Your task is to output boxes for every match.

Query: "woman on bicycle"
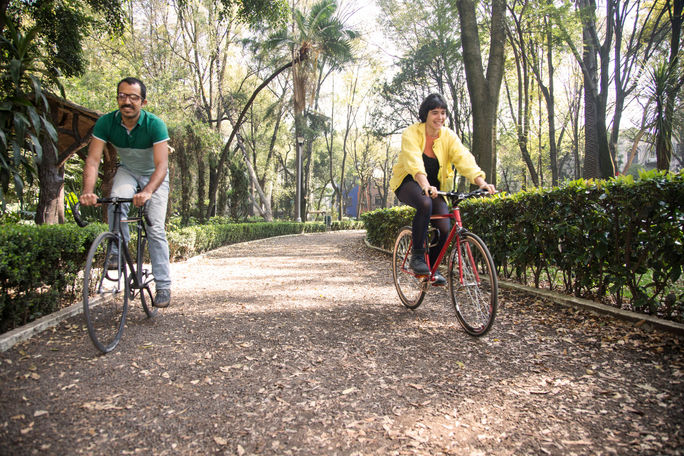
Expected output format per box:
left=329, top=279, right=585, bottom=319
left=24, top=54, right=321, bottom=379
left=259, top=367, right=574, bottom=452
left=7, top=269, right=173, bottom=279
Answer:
left=390, top=93, right=496, bottom=285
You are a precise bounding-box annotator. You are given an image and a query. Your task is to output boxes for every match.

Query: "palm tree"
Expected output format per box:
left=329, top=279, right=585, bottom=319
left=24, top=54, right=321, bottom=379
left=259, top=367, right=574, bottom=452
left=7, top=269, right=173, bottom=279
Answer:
left=207, top=0, right=358, bottom=220
left=264, top=0, right=358, bottom=220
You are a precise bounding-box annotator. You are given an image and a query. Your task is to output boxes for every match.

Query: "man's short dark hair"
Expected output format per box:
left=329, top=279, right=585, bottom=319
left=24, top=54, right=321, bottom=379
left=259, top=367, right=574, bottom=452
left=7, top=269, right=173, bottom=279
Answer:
left=117, top=77, right=147, bottom=100
left=418, top=93, right=448, bottom=122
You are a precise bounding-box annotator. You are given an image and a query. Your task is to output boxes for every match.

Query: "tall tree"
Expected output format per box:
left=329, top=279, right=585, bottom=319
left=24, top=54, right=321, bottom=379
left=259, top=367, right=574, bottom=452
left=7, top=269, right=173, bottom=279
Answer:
left=553, top=0, right=615, bottom=178
left=1, top=0, right=125, bottom=223
left=456, top=0, right=507, bottom=186
left=655, top=0, right=683, bottom=170
left=263, top=0, right=358, bottom=220
left=374, top=0, right=471, bottom=140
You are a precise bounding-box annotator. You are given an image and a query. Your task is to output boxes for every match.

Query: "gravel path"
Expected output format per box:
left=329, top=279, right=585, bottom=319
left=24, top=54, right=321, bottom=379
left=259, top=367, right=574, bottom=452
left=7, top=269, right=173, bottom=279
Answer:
left=0, top=230, right=682, bottom=455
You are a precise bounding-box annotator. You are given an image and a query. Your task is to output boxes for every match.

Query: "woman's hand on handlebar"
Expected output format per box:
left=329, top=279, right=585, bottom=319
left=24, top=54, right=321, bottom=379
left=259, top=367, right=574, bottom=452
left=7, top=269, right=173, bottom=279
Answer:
left=474, top=176, right=496, bottom=195
left=479, top=183, right=497, bottom=195
left=423, top=185, right=439, bottom=199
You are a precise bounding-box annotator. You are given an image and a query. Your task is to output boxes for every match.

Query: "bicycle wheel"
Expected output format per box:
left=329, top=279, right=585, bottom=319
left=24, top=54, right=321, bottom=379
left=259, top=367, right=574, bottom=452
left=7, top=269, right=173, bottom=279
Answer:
left=139, top=276, right=157, bottom=318
left=448, top=232, right=498, bottom=336
left=392, top=227, right=427, bottom=309
left=136, top=236, right=158, bottom=318
left=83, top=232, right=129, bottom=353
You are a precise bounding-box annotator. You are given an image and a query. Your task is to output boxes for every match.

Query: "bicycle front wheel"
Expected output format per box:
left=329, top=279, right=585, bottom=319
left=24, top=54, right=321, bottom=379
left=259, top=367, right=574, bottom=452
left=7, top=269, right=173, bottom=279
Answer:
left=392, top=227, right=427, bottom=309
left=136, top=235, right=157, bottom=318
left=83, top=232, right=129, bottom=353
left=448, top=232, right=498, bottom=336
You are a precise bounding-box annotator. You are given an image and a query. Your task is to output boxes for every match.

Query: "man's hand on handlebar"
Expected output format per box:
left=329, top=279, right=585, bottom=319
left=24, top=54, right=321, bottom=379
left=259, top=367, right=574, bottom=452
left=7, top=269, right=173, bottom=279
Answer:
left=133, top=190, right=152, bottom=207
left=79, top=193, right=99, bottom=207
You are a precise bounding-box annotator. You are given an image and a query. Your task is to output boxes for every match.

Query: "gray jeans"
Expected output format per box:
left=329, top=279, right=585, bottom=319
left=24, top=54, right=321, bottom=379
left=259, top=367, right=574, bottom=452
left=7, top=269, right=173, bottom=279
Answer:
left=108, top=166, right=171, bottom=290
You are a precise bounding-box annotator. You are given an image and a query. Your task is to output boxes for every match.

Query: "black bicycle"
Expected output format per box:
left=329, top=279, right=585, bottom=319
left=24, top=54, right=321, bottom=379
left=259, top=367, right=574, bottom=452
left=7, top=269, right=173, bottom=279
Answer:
left=73, top=197, right=157, bottom=353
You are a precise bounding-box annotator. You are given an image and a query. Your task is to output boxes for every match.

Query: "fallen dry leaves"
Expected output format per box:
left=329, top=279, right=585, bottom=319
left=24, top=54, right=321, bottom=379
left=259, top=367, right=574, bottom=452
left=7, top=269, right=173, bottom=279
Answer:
left=0, top=231, right=681, bottom=455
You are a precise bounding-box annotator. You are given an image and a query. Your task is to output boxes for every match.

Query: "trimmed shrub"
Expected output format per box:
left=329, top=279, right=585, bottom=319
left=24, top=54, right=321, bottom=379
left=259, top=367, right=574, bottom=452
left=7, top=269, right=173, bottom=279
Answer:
left=361, top=171, right=684, bottom=321
left=0, top=222, right=104, bottom=332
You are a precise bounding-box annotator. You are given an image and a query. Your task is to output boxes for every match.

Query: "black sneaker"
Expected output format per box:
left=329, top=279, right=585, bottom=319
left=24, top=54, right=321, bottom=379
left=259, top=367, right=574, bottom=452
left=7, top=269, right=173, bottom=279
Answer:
left=431, top=271, right=447, bottom=286
left=409, top=254, right=430, bottom=276
left=154, top=289, right=171, bottom=308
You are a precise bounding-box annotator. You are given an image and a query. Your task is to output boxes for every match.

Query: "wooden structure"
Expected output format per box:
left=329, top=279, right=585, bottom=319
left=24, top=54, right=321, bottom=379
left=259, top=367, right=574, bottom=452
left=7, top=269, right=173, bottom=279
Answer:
left=36, top=94, right=116, bottom=224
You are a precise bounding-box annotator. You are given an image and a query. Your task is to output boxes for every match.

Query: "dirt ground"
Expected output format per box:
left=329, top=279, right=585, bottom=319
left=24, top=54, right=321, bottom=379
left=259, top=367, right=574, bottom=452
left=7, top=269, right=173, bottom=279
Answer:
left=0, top=230, right=682, bottom=455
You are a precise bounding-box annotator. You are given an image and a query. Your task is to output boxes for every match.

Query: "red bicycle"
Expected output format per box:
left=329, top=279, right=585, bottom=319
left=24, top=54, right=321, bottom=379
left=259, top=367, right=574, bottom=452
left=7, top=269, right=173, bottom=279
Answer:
left=392, top=189, right=498, bottom=336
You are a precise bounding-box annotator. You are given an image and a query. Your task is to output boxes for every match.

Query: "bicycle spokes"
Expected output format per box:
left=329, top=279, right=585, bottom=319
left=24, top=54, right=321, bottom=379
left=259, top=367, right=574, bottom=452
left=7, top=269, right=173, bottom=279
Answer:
left=449, top=233, right=498, bottom=336
left=83, top=232, right=129, bottom=353
left=393, top=227, right=427, bottom=309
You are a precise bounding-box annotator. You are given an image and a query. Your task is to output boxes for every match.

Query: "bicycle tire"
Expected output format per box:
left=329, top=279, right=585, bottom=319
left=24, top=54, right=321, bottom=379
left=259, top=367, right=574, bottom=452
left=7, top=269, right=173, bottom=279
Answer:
left=136, top=236, right=158, bottom=318
left=448, top=232, right=498, bottom=336
left=83, top=232, right=129, bottom=353
left=392, top=227, right=427, bottom=309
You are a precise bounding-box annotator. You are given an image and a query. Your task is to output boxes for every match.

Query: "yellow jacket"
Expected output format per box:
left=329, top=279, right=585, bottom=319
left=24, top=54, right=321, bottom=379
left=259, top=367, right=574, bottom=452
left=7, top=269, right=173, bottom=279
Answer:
left=389, top=122, right=485, bottom=193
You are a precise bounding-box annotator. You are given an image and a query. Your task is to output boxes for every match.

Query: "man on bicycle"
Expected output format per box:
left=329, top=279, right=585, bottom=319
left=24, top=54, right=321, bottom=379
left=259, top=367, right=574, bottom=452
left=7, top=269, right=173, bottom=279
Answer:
left=80, top=77, right=172, bottom=308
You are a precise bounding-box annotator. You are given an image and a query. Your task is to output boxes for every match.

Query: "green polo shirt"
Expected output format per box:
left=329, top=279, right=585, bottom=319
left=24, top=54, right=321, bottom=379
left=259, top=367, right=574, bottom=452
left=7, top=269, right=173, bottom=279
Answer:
left=92, top=110, right=169, bottom=176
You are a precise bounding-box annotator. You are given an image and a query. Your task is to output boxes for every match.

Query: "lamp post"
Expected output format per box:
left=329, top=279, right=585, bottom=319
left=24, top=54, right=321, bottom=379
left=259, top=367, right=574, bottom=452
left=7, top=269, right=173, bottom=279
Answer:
left=295, top=136, right=304, bottom=222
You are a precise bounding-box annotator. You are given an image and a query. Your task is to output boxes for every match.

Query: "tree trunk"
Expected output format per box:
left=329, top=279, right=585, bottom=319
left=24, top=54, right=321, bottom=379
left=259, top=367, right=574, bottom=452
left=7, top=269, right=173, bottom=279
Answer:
left=657, top=0, right=683, bottom=170
left=34, top=140, right=64, bottom=225
left=198, top=150, right=208, bottom=221
left=579, top=0, right=601, bottom=179
left=237, top=134, right=273, bottom=221
left=457, top=0, right=506, bottom=186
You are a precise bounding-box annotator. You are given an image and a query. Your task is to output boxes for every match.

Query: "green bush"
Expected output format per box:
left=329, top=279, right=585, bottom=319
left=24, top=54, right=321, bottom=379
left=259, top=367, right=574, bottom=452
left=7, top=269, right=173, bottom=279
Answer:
left=167, top=221, right=327, bottom=260
left=0, top=222, right=104, bottom=332
left=330, top=220, right=364, bottom=231
left=360, top=205, right=415, bottom=251
left=361, top=171, right=684, bottom=321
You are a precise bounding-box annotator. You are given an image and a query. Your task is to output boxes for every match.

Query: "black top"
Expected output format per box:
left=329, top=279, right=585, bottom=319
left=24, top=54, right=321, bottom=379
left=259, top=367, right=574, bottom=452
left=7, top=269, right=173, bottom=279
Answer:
left=399, top=153, right=441, bottom=190
left=423, top=154, right=440, bottom=189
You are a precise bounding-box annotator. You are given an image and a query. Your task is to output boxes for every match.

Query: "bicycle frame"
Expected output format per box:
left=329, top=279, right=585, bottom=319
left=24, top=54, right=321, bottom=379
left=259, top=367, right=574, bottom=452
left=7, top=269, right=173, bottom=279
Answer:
left=110, top=199, right=150, bottom=293
left=392, top=188, right=498, bottom=335
left=76, top=197, right=150, bottom=292
left=404, top=191, right=484, bottom=286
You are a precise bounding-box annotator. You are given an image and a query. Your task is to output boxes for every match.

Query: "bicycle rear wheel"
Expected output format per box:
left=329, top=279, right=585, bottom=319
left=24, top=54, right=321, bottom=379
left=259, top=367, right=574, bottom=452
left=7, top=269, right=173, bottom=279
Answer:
left=392, top=227, right=427, bottom=309
left=83, top=232, right=129, bottom=353
left=448, top=232, right=498, bottom=336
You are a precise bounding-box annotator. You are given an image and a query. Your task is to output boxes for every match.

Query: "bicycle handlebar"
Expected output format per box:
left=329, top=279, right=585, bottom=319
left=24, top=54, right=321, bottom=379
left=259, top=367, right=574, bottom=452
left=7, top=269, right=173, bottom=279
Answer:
left=71, top=197, right=151, bottom=228
left=433, top=188, right=493, bottom=203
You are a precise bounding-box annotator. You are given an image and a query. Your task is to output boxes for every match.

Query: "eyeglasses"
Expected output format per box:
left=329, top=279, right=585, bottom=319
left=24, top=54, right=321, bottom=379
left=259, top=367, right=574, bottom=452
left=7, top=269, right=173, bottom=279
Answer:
left=117, top=93, right=142, bottom=102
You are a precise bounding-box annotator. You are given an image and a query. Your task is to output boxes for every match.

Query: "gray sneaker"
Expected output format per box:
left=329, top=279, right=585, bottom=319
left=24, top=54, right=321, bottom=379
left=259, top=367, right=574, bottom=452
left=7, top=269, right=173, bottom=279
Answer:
left=105, top=254, right=119, bottom=270
left=154, top=289, right=171, bottom=308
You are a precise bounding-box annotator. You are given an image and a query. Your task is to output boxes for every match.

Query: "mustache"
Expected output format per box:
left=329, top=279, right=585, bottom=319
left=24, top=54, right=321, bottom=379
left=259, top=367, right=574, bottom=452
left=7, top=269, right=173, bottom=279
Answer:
left=121, top=104, right=134, bottom=110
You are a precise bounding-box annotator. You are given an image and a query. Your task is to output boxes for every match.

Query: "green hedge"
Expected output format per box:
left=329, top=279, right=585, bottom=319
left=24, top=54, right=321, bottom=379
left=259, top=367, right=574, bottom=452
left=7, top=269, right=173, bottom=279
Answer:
left=0, top=222, right=105, bottom=333
left=0, top=219, right=358, bottom=333
left=361, top=171, right=684, bottom=321
left=167, top=221, right=328, bottom=260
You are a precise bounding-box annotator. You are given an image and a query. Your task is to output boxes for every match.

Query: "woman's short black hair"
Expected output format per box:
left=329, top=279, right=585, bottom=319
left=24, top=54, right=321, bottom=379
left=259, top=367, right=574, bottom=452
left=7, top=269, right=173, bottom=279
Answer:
left=418, top=93, right=448, bottom=122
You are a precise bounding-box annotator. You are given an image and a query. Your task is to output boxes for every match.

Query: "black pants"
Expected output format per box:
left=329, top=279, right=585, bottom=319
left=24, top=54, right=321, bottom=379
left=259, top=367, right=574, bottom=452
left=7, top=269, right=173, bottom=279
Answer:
left=395, top=180, right=451, bottom=267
